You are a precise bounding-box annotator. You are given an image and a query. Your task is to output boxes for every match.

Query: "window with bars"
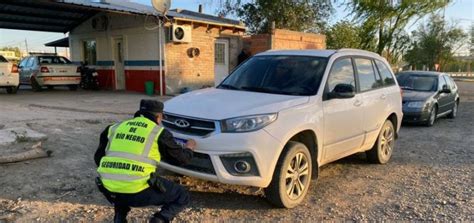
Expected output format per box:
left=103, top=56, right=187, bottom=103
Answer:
left=215, top=43, right=226, bottom=64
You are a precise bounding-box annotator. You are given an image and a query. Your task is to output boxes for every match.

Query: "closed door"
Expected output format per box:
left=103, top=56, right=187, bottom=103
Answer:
left=437, top=76, right=450, bottom=113
left=214, top=39, right=229, bottom=86
left=442, top=75, right=456, bottom=110
left=354, top=58, right=387, bottom=148
left=113, top=37, right=125, bottom=90
left=322, top=57, right=365, bottom=162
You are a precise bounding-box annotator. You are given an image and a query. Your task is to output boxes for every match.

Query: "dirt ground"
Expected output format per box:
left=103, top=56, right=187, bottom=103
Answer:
left=0, top=83, right=473, bottom=222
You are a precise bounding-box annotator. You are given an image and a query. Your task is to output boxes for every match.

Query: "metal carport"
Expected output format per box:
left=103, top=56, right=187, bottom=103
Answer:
left=0, top=0, right=159, bottom=33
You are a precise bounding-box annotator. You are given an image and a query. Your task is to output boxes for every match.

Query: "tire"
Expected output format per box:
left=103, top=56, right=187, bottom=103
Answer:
left=47, top=86, right=54, bottom=90
left=6, top=86, right=18, bottom=94
left=425, top=106, right=437, bottom=127
left=447, top=101, right=458, bottom=119
left=366, top=120, right=395, bottom=164
left=68, top=85, right=78, bottom=91
left=31, top=77, right=42, bottom=92
left=264, top=141, right=312, bottom=208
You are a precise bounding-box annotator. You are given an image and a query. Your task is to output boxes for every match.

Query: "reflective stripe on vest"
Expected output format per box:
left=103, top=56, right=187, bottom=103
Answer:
left=97, top=116, right=164, bottom=194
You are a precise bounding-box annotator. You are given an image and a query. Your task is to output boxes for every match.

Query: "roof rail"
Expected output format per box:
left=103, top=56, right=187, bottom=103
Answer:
left=335, top=48, right=380, bottom=57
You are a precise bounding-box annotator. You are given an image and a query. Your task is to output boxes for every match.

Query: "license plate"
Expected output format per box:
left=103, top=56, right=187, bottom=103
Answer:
left=174, top=137, right=187, bottom=147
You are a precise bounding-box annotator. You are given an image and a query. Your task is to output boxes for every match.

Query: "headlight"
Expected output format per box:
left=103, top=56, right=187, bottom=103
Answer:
left=221, top=113, right=277, bottom=132
left=407, top=101, right=425, bottom=108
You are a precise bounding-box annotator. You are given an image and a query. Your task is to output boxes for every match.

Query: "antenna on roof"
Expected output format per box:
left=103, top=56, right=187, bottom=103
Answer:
left=151, top=0, right=171, bottom=15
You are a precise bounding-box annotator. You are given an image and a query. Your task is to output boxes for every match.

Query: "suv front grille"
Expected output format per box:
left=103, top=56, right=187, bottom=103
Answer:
left=162, top=113, right=216, bottom=136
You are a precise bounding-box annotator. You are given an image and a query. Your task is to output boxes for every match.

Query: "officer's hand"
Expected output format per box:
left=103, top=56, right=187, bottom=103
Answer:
left=185, top=139, right=196, bottom=151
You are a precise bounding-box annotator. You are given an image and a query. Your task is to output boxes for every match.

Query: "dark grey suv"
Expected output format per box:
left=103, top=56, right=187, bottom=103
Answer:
left=397, top=71, right=459, bottom=126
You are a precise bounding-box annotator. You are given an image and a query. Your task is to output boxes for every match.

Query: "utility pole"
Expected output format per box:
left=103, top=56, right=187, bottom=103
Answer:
left=24, top=39, right=29, bottom=55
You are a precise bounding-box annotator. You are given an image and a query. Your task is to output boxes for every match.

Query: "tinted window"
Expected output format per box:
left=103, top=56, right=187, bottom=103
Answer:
left=19, top=58, right=28, bottom=67
left=26, top=57, right=35, bottom=67
left=38, top=56, right=71, bottom=64
left=397, top=74, right=438, bottom=92
left=326, top=58, right=355, bottom=93
left=355, top=58, right=378, bottom=91
left=443, top=75, right=456, bottom=90
left=438, top=76, right=447, bottom=90
left=0, top=55, right=7, bottom=63
left=375, top=60, right=396, bottom=86
left=219, top=56, right=328, bottom=96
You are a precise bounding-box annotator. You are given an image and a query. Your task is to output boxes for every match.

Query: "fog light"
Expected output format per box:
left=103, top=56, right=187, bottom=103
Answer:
left=234, top=160, right=251, bottom=173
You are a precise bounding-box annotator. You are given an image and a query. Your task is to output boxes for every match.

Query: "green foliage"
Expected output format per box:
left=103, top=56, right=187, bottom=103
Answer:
left=404, top=15, right=467, bottom=71
left=326, top=20, right=367, bottom=49
left=0, top=46, right=21, bottom=57
left=217, top=0, right=333, bottom=34
left=348, top=0, right=450, bottom=62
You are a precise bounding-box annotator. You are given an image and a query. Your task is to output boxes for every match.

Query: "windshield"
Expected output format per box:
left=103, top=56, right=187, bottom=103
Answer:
left=218, top=55, right=328, bottom=96
left=38, top=56, right=71, bottom=64
left=397, top=74, right=438, bottom=92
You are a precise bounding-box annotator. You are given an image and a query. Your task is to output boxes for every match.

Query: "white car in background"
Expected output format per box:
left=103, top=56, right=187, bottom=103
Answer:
left=0, top=55, right=19, bottom=94
left=161, top=49, right=403, bottom=208
left=18, top=55, right=80, bottom=91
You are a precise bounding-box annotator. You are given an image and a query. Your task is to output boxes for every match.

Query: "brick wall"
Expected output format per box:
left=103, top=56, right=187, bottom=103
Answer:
left=164, top=23, right=244, bottom=94
left=244, top=29, right=326, bottom=56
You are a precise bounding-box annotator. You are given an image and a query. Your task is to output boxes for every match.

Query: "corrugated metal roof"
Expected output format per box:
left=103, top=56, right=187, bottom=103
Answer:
left=59, top=0, right=243, bottom=27
left=0, top=0, right=245, bottom=33
left=45, top=37, right=69, bottom=47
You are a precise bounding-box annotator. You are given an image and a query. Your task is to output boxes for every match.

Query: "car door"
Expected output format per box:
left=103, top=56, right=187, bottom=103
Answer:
left=437, top=75, right=451, bottom=114
left=353, top=57, right=388, bottom=150
left=442, top=75, right=456, bottom=110
left=20, top=57, right=32, bottom=83
left=322, top=57, right=365, bottom=162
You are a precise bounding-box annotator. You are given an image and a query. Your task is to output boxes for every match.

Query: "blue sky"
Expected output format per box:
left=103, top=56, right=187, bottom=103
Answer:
left=0, top=0, right=472, bottom=54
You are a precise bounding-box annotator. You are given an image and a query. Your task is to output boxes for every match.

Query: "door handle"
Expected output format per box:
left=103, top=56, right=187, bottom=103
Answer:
left=354, top=100, right=362, bottom=107
left=380, top=94, right=387, bottom=100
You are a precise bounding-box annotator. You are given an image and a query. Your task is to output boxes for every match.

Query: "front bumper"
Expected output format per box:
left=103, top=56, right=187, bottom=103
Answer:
left=158, top=128, right=283, bottom=188
left=402, top=106, right=430, bottom=123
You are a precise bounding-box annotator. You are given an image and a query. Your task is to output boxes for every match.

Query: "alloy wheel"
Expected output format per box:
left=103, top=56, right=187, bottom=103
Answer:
left=379, top=124, right=394, bottom=159
left=285, top=152, right=310, bottom=200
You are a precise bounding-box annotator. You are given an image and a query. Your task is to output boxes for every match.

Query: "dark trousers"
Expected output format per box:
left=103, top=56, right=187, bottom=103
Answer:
left=107, top=177, right=190, bottom=223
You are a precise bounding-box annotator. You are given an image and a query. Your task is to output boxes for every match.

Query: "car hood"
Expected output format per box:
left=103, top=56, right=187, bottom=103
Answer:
left=164, top=88, right=309, bottom=120
left=402, top=90, right=435, bottom=102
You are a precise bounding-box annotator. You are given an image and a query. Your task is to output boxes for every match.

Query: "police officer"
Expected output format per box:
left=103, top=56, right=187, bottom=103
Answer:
left=94, top=100, right=196, bottom=223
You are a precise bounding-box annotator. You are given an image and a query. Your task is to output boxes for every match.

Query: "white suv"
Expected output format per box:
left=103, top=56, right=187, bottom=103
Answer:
left=161, top=49, right=402, bottom=208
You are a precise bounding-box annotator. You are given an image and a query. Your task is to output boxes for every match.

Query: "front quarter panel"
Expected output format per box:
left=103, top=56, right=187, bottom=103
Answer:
left=263, top=97, right=323, bottom=167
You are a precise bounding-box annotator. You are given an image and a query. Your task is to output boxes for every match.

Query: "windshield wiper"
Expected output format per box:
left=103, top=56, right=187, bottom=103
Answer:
left=218, top=84, right=240, bottom=90
left=241, top=86, right=306, bottom=95
left=400, top=86, right=414, bottom=90
left=240, top=86, right=275, bottom=93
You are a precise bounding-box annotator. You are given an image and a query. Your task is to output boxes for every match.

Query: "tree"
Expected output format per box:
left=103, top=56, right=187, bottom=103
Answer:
left=217, top=0, right=333, bottom=34
left=404, top=15, right=467, bottom=71
left=348, top=0, right=450, bottom=58
left=470, top=24, right=474, bottom=57
left=326, top=20, right=367, bottom=49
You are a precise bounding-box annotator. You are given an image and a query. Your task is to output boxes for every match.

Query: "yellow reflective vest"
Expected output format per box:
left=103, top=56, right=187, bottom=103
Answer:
left=97, top=116, right=164, bottom=193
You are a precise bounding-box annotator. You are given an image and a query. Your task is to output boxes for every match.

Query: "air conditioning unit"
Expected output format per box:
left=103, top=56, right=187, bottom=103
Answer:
left=170, top=25, right=192, bottom=43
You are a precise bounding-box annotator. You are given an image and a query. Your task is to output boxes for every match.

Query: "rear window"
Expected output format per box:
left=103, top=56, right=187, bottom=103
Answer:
left=38, top=56, right=71, bottom=64
left=374, top=60, right=396, bottom=86
left=0, top=55, right=7, bottom=63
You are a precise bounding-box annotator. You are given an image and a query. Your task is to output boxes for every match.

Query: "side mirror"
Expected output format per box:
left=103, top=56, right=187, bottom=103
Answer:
left=328, top=84, right=356, bottom=99
left=440, top=85, right=451, bottom=94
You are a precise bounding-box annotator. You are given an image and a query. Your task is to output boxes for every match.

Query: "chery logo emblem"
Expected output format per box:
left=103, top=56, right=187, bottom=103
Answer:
left=174, top=119, right=190, bottom=128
